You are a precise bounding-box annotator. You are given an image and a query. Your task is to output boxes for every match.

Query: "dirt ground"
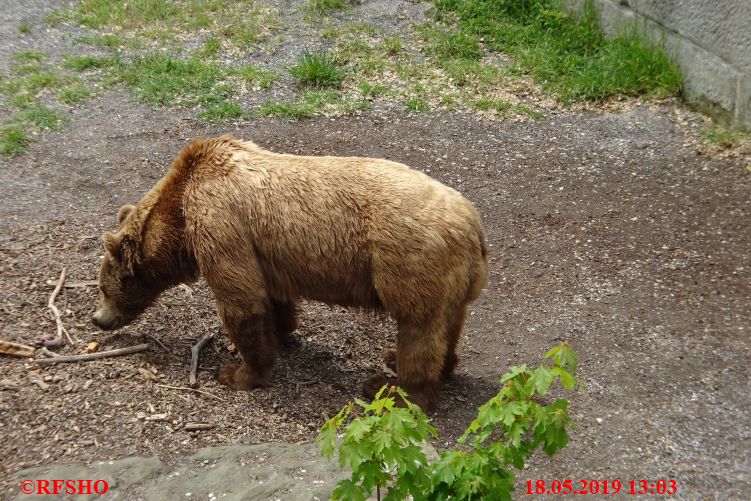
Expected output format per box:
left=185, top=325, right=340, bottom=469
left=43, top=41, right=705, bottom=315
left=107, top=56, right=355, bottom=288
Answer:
left=2, top=2, right=751, bottom=501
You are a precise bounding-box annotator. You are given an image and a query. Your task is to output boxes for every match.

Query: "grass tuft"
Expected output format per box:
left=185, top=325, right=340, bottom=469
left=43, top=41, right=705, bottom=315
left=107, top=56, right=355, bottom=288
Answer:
left=304, top=0, right=349, bottom=16
left=59, top=85, right=93, bottom=105
left=63, top=55, right=117, bottom=72
left=0, top=125, right=31, bottom=156
left=289, top=51, right=345, bottom=88
left=405, top=97, right=429, bottom=112
left=199, top=101, right=244, bottom=123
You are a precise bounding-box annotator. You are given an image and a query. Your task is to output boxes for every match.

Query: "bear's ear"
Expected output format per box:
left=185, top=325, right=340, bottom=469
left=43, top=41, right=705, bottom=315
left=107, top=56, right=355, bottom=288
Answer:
left=102, top=232, right=138, bottom=275
left=117, top=204, right=135, bottom=225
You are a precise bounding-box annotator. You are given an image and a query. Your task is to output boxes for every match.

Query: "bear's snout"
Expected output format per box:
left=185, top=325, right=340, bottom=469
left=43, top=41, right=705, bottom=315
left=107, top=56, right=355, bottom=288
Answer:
left=91, top=307, right=119, bottom=330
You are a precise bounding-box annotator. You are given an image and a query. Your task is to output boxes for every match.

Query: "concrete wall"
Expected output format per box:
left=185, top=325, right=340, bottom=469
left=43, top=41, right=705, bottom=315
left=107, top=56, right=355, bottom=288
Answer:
left=568, top=0, right=751, bottom=129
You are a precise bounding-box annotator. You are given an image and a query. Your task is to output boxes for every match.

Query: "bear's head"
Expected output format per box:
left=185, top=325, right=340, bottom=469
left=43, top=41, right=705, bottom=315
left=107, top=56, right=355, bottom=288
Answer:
left=92, top=204, right=165, bottom=330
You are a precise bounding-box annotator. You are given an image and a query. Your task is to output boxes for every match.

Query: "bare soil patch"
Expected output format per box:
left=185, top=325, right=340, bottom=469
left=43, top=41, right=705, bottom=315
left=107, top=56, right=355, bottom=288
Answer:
left=1, top=1, right=750, bottom=500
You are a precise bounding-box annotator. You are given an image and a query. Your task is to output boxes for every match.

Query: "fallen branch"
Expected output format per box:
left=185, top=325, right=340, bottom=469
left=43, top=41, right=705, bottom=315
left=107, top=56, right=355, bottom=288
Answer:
left=34, top=343, right=149, bottom=365
left=183, top=422, right=214, bottom=432
left=0, top=340, right=35, bottom=358
left=37, top=346, right=59, bottom=358
left=48, top=267, right=74, bottom=345
left=144, top=333, right=169, bottom=352
left=189, top=332, right=215, bottom=388
left=155, top=383, right=224, bottom=401
left=46, top=279, right=99, bottom=289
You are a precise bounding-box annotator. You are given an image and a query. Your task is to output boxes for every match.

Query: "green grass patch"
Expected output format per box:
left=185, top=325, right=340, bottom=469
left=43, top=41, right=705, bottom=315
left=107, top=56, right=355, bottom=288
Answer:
left=260, top=90, right=368, bottom=120
left=304, top=0, right=349, bottom=16
left=199, top=100, right=244, bottom=123
left=405, top=97, right=429, bottom=112
left=18, top=21, right=31, bottom=34
left=289, top=51, right=345, bottom=88
left=703, top=124, right=745, bottom=149
left=63, top=55, right=117, bottom=71
left=421, top=25, right=483, bottom=61
left=114, top=53, right=226, bottom=107
left=233, top=65, right=278, bottom=89
left=59, top=85, right=93, bottom=104
left=53, top=0, right=277, bottom=49
left=0, top=125, right=31, bottom=156
left=382, top=35, right=404, bottom=56
left=75, top=34, right=143, bottom=49
left=432, top=0, right=682, bottom=102
left=15, top=105, right=67, bottom=130
left=359, top=81, right=390, bottom=98
left=196, top=36, right=222, bottom=59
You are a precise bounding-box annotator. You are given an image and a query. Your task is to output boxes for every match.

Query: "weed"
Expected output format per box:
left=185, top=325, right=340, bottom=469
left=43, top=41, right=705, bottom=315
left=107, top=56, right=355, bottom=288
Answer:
left=199, top=101, right=244, bottom=123
left=233, top=65, right=278, bottom=89
left=304, top=0, right=349, bottom=16
left=0, top=125, right=31, bottom=156
left=115, top=54, right=225, bottom=107
left=406, top=97, right=429, bottom=112
left=75, top=34, right=143, bottom=49
left=63, top=55, right=117, bottom=72
left=260, top=101, right=315, bottom=119
left=18, top=22, right=31, bottom=34
left=422, top=26, right=483, bottom=60
left=289, top=51, right=345, bottom=88
left=196, top=37, right=222, bottom=59
left=16, top=105, right=67, bottom=130
left=382, top=35, right=404, bottom=56
left=703, top=124, right=745, bottom=149
left=359, top=81, right=389, bottom=98
left=59, top=85, right=93, bottom=105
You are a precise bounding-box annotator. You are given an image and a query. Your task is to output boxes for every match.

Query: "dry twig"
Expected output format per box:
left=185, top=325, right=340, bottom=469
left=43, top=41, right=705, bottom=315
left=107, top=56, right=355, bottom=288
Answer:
left=183, top=422, right=214, bottom=432
left=35, top=343, right=149, bottom=365
left=144, top=333, right=169, bottom=352
left=155, top=383, right=224, bottom=401
left=48, top=267, right=74, bottom=345
left=189, top=332, right=215, bottom=388
left=0, top=340, right=35, bottom=358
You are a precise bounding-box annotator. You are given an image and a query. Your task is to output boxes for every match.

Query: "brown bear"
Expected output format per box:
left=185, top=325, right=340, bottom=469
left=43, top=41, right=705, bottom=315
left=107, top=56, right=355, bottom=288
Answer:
left=92, top=135, right=487, bottom=411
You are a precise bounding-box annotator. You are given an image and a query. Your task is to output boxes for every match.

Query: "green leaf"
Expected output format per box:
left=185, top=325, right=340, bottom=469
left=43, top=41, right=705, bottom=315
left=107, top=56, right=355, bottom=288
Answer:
left=332, top=479, right=369, bottom=501
left=339, top=440, right=371, bottom=469
left=500, top=364, right=528, bottom=383
left=347, top=416, right=374, bottom=442
left=316, top=425, right=337, bottom=458
left=545, top=342, right=578, bottom=370
left=527, top=366, right=555, bottom=395
left=552, top=366, right=577, bottom=389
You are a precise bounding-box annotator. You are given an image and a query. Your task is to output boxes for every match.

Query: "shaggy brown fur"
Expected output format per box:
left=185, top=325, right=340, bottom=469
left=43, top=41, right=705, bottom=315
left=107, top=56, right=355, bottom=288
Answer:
left=93, top=136, right=488, bottom=411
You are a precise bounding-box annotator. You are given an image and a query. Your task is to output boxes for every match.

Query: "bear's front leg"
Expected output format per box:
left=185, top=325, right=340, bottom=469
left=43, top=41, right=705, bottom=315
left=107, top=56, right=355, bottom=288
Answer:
left=217, top=303, right=279, bottom=390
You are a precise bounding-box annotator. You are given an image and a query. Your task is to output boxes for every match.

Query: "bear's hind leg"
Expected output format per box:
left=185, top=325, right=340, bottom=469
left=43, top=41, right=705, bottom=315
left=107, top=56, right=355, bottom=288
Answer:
left=217, top=303, right=279, bottom=390
left=271, top=299, right=298, bottom=347
left=442, top=305, right=467, bottom=380
left=393, top=317, right=448, bottom=412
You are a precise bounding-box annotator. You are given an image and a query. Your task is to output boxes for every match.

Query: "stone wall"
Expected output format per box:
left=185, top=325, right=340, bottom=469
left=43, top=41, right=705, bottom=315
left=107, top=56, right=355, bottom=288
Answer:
left=568, top=0, right=751, bottom=129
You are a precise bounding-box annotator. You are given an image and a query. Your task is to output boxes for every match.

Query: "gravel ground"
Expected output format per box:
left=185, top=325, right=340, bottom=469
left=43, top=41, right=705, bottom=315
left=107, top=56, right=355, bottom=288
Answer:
left=1, top=1, right=750, bottom=500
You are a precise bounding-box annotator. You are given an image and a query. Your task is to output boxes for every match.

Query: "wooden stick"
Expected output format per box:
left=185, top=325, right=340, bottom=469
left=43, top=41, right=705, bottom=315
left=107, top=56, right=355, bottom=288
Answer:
left=183, top=422, right=214, bottom=432
left=48, top=267, right=74, bottom=345
left=34, top=343, right=149, bottom=365
left=155, top=383, right=224, bottom=401
left=144, top=333, right=169, bottom=352
left=46, top=280, right=99, bottom=289
left=0, top=340, right=35, bottom=358
left=189, top=332, right=215, bottom=388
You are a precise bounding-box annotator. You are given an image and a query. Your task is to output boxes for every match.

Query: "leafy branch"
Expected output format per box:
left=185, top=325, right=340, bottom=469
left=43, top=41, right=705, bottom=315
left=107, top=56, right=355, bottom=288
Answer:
left=317, top=342, right=580, bottom=500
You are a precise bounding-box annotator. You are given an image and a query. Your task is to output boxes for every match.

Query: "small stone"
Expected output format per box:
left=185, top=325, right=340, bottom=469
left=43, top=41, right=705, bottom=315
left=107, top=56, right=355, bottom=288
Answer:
left=136, top=412, right=147, bottom=420
left=596, top=417, right=603, bottom=424
left=86, top=341, right=99, bottom=353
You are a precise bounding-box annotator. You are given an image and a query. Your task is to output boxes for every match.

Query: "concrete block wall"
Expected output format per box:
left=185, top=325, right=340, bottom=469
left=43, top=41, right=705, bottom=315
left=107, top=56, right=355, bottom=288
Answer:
left=567, top=0, right=751, bottom=129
